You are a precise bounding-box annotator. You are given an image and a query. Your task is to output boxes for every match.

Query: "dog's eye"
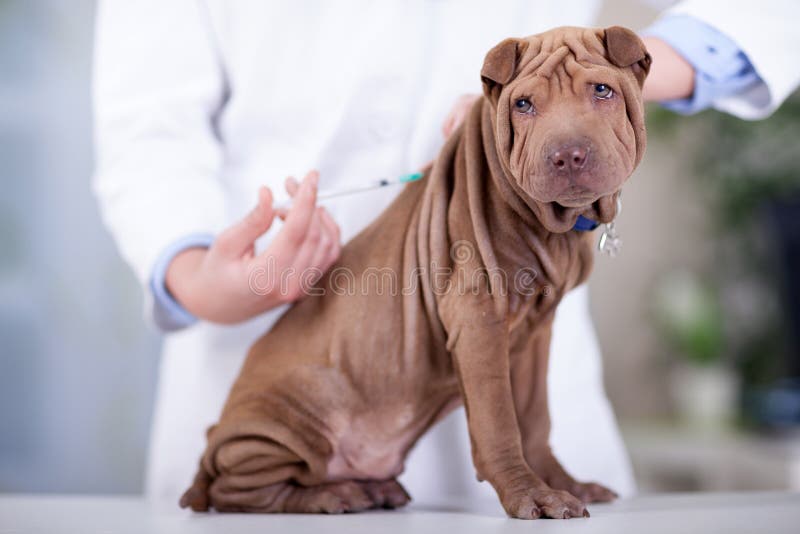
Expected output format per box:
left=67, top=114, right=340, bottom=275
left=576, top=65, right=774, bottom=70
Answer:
left=514, top=98, right=534, bottom=114
left=593, top=84, right=614, bottom=99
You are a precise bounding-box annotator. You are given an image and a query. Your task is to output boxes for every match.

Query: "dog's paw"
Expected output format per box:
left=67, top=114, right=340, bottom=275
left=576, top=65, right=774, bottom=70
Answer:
left=301, top=481, right=374, bottom=514
left=568, top=481, right=618, bottom=503
left=527, top=450, right=617, bottom=504
left=179, top=485, right=210, bottom=512
left=360, top=479, right=412, bottom=509
left=502, top=488, right=589, bottom=519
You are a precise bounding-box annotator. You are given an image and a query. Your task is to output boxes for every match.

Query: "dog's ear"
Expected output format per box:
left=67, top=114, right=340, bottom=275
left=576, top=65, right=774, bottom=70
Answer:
left=481, top=38, right=526, bottom=102
left=603, top=26, right=652, bottom=87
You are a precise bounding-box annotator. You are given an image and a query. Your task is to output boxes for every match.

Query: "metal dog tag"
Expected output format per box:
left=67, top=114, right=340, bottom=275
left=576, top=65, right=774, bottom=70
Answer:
left=598, top=194, right=623, bottom=258
left=598, top=222, right=622, bottom=257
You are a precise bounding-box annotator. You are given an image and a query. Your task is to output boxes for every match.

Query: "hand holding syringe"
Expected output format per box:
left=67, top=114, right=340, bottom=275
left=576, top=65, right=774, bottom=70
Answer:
left=165, top=170, right=425, bottom=324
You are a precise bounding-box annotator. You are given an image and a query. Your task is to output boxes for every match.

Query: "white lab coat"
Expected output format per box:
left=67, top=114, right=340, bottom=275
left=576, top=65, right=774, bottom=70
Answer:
left=92, top=0, right=798, bottom=508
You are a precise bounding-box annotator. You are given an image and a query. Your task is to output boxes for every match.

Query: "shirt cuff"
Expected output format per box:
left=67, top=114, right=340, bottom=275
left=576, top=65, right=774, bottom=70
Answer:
left=642, top=14, right=762, bottom=115
left=149, top=233, right=214, bottom=332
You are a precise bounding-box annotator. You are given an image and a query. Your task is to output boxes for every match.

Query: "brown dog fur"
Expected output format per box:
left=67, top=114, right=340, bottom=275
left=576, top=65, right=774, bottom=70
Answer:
left=180, top=26, right=650, bottom=519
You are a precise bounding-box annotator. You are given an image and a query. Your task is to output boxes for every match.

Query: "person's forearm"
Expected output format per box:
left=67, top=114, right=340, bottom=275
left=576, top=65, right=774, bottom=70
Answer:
left=641, top=36, right=695, bottom=103
left=165, top=247, right=211, bottom=318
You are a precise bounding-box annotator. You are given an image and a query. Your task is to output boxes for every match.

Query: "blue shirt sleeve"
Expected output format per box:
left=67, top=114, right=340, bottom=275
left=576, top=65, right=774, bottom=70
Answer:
left=149, top=233, right=215, bottom=331
left=641, top=14, right=762, bottom=115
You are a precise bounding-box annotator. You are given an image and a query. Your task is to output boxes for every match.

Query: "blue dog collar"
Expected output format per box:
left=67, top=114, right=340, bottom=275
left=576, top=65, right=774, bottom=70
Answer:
left=573, top=215, right=600, bottom=231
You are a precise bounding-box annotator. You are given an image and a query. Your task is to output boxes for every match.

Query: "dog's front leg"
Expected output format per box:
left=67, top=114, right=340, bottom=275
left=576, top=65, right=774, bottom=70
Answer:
left=511, top=321, right=617, bottom=504
left=446, top=307, right=588, bottom=519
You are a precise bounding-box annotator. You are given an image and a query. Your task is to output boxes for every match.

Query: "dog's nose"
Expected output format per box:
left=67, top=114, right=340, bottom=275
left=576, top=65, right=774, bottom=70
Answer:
left=549, top=144, right=589, bottom=172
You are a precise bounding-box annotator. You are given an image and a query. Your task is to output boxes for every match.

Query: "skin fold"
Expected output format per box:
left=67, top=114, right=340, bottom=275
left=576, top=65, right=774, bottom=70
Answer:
left=180, top=25, right=649, bottom=520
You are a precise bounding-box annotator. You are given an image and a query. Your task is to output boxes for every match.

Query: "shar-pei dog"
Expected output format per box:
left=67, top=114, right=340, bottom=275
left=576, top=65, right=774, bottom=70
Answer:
left=181, top=25, right=650, bottom=519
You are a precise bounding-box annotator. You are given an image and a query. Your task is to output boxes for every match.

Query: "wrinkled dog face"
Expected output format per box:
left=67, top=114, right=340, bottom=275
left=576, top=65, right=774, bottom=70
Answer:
left=482, top=26, right=651, bottom=232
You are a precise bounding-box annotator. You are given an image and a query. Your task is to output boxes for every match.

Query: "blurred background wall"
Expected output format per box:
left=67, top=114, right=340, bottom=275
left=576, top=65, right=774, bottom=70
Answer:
left=0, top=0, right=160, bottom=493
left=1, top=0, right=798, bottom=495
left=593, top=0, right=678, bottom=419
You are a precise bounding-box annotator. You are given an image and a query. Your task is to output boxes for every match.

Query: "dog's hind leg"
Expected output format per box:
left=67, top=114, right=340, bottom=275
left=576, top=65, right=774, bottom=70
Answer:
left=211, top=479, right=411, bottom=513
left=180, top=417, right=411, bottom=513
left=207, top=431, right=330, bottom=512
left=179, top=413, right=333, bottom=511
left=182, top=436, right=412, bottom=513
left=210, top=479, right=375, bottom=513
left=209, top=478, right=410, bottom=513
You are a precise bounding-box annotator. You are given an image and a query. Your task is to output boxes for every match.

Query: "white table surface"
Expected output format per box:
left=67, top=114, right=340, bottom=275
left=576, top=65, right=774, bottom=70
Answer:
left=1, top=491, right=798, bottom=534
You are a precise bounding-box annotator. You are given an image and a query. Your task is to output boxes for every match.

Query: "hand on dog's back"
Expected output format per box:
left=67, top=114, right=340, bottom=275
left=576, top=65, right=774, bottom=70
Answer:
left=442, top=94, right=481, bottom=139
left=165, top=170, right=342, bottom=324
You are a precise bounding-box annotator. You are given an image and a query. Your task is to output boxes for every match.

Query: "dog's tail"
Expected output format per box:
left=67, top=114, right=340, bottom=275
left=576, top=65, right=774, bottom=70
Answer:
left=179, top=462, right=213, bottom=512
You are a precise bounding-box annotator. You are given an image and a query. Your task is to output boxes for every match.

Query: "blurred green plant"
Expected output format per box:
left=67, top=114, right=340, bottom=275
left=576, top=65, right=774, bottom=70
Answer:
left=648, top=92, right=800, bottom=228
left=697, top=96, right=800, bottom=227
left=647, top=89, right=800, bottom=403
left=652, top=271, right=725, bottom=367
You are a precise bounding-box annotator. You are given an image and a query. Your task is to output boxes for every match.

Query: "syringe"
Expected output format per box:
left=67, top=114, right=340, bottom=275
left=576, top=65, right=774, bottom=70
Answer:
left=275, top=172, right=425, bottom=211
